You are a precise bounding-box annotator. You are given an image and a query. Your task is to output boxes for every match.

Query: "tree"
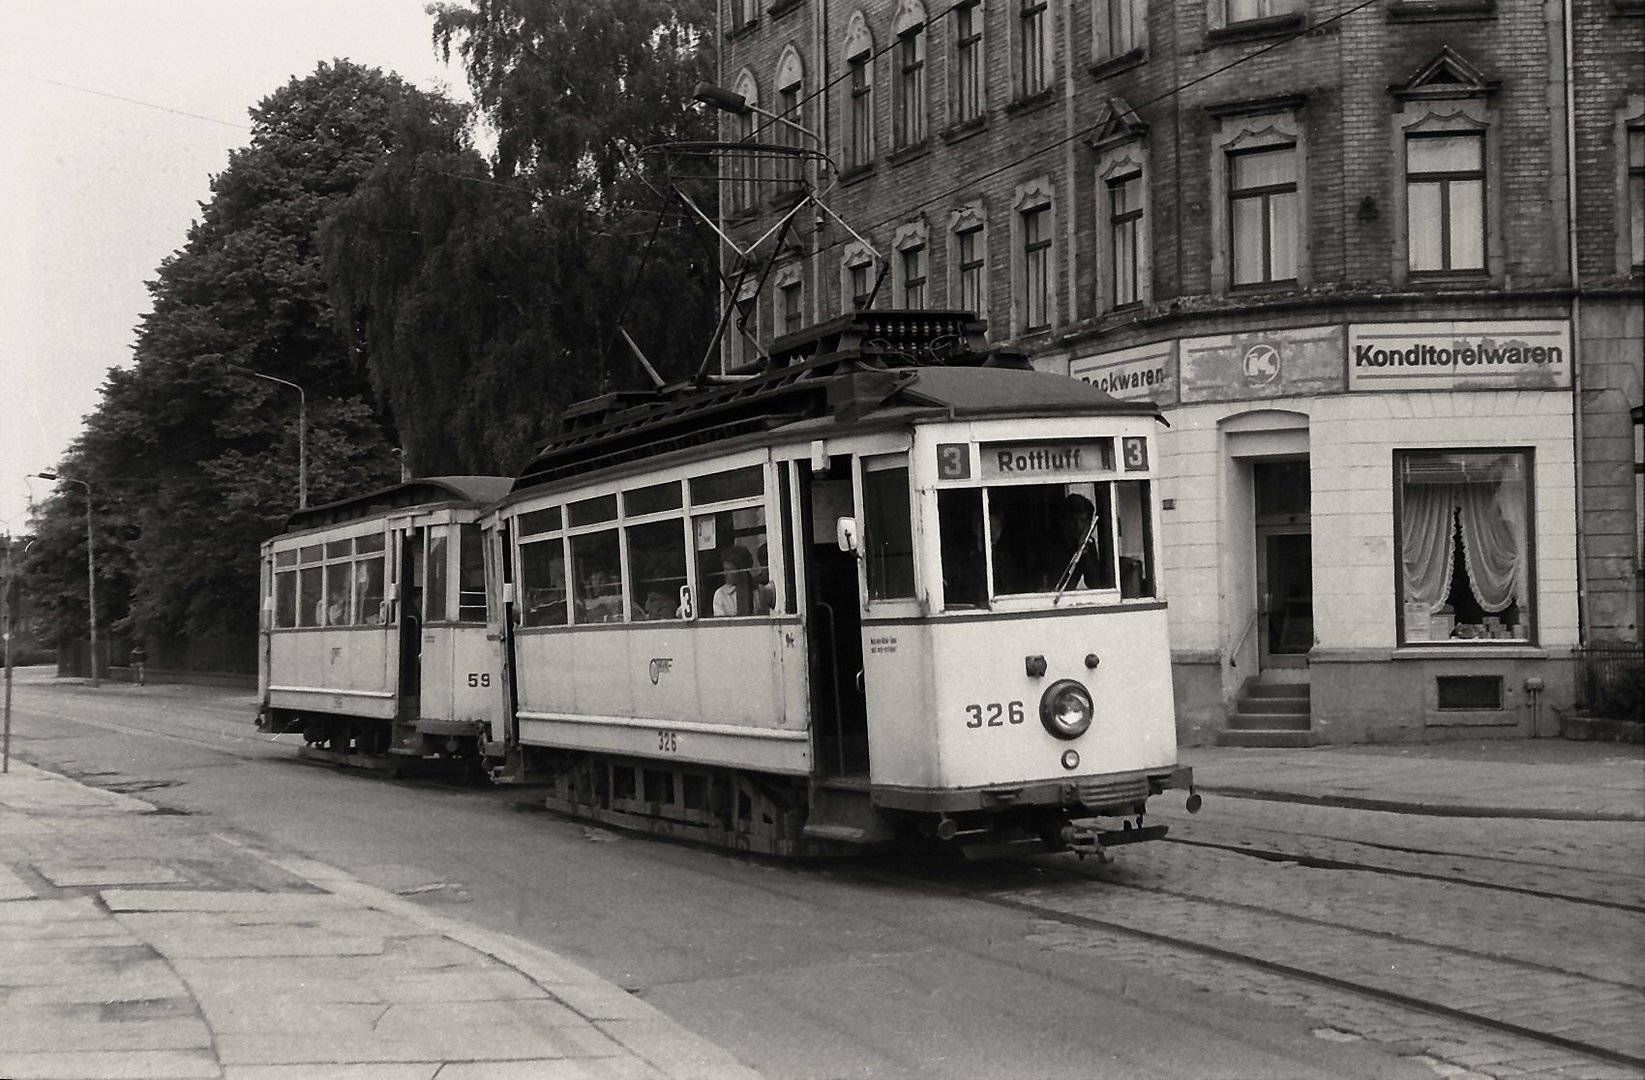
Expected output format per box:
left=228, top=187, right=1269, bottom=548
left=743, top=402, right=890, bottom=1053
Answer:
left=320, top=0, right=721, bottom=475
left=25, top=62, right=446, bottom=641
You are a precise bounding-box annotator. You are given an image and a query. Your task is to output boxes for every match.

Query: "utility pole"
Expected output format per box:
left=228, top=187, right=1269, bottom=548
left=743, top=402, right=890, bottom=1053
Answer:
left=3, top=532, right=16, bottom=772
left=36, top=473, right=97, bottom=687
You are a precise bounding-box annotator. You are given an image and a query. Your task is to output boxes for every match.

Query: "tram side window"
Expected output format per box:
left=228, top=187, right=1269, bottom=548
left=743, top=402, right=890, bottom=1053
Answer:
left=938, top=489, right=986, bottom=608
left=457, top=524, right=486, bottom=622
left=864, top=462, right=915, bottom=600
left=1114, top=480, right=1156, bottom=599
left=297, top=560, right=322, bottom=627
left=694, top=507, right=768, bottom=617
left=355, top=534, right=386, bottom=623
left=627, top=519, right=688, bottom=620
left=324, top=559, right=354, bottom=626
left=519, top=537, right=568, bottom=627
left=274, top=569, right=298, bottom=628
left=426, top=529, right=449, bottom=622
left=355, top=556, right=386, bottom=623
left=571, top=530, right=623, bottom=623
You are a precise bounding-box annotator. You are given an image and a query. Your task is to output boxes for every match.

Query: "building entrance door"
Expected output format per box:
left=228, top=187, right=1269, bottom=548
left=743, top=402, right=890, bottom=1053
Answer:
left=1253, top=460, right=1312, bottom=670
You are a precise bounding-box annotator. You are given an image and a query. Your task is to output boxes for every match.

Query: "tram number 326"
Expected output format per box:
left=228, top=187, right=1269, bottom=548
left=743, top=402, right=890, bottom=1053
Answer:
left=965, top=701, right=1026, bottom=728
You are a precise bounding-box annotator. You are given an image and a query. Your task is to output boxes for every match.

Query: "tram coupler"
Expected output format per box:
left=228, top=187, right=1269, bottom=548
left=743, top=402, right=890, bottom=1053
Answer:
left=1060, top=822, right=1111, bottom=862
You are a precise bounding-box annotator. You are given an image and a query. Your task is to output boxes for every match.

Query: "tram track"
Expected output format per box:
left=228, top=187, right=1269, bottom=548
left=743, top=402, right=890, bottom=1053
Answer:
left=1162, top=834, right=1645, bottom=915
left=844, top=854, right=1645, bottom=1076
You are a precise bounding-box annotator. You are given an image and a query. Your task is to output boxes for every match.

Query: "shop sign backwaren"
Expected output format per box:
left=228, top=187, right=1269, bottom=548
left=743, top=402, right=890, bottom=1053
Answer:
left=1348, top=321, right=1572, bottom=391
left=1068, top=341, right=1177, bottom=404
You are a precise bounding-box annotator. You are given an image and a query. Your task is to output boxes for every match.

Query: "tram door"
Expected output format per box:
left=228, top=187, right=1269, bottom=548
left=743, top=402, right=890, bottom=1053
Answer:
left=398, top=529, right=425, bottom=717
left=802, top=458, right=869, bottom=777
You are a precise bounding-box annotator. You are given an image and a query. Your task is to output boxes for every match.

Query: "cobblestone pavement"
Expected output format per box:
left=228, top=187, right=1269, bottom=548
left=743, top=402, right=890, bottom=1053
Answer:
left=982, top=800, right=1645, bottom=1080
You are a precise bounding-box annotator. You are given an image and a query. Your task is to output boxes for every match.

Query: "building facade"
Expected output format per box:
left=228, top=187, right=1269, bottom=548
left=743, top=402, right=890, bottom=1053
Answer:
left=711, top=0, right=1644, bottom=744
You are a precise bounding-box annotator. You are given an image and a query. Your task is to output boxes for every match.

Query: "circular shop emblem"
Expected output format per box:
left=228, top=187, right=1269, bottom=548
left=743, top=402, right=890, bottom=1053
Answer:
left=1243, top=343, right=1281, bottom=385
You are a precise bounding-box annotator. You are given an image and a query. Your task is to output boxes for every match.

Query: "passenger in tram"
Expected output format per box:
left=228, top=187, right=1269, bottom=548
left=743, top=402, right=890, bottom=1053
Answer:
left=989, top=506, right=1035, bottom=595
left=712, top=545, right=755, bottom=617
left=751, top=543, right=775, bottom=615
left=1045, top=493, right=1106, bottom=591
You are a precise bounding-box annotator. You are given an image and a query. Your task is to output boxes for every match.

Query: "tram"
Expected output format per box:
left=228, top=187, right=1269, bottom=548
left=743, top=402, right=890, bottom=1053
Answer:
left=256, top=475, right=512, bottom=769
left=483, top=310, right=1194, bottom=856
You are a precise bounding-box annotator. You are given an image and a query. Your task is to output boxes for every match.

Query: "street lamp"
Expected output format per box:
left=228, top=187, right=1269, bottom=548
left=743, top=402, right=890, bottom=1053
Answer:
left=232, top=369, right=307, bottom=509
left=692, top=81, right=821, bottom=146
left=36, top=472, right=97, bottom=688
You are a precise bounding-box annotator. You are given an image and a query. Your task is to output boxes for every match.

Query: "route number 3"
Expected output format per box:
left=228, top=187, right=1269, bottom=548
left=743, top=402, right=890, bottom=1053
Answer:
left=1122, top=436, right=1149, bottom=472
left=966, top=701, right=1025, bottom=728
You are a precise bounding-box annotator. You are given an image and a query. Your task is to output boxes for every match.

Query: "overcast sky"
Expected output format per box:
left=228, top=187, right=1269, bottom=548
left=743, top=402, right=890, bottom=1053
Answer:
left=1, top=1, right=473, bottom=535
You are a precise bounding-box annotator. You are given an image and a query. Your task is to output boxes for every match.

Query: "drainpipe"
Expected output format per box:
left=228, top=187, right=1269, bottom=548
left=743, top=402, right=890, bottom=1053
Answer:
left=1561, top=0, right=1588, bottom=650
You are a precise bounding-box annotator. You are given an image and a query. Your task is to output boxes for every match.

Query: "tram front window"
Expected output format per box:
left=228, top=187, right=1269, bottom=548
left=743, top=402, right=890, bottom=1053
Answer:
left=939, top=481, right=1154, bottom=607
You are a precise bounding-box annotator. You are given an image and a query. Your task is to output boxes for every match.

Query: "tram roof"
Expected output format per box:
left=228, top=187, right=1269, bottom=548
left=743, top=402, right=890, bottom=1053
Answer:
left=515, top=310, right=1156, bottom=491
left=280, top=475, right=513, bottom=532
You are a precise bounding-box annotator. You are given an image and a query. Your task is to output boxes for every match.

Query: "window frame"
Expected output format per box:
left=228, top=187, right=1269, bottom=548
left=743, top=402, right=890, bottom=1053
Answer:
left=1208, top=103, right=1308, bottom=296
left=952, top=0, right=985, bottom=126
left=1227, top=142, right=1300, bottom=288
left=1404, top=131, right=1487, bottom=276
left=893, top=5, right=929, bottom=149
left=1018, top=0, right=1051, bottom=99
left=1392, top=447, right=1537, bottom=647
left=949, top=201, right=988, bottom=320
left=1013, top=179, right=1057, bottom=335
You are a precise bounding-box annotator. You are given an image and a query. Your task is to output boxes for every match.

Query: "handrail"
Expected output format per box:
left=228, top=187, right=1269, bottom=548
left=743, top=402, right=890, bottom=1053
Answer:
left=1230, top=609, right=1261, bottom=669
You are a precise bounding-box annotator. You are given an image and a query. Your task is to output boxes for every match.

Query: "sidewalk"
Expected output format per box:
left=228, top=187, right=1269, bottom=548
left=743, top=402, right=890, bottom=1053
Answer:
left=0, top=760, right=764, bottom=1080
left=1182, top=738, right=1645, bottom=821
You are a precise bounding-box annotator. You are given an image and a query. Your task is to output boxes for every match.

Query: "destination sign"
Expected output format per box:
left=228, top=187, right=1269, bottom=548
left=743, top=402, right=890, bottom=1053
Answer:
left=980, top=440, right=1114, bottom=481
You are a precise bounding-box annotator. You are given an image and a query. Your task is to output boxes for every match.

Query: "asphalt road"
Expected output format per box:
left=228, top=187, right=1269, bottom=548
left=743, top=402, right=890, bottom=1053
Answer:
left=0, top=670, right=1530, bottom=1079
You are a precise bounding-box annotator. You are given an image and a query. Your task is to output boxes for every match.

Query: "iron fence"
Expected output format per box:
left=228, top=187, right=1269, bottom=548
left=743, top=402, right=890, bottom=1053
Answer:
left=1573, top=641, right=1645, bottom=718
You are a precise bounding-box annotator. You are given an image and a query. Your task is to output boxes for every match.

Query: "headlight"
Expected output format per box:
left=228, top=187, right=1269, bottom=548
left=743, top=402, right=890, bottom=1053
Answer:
left=1039, top=679, right=1094, bottom=740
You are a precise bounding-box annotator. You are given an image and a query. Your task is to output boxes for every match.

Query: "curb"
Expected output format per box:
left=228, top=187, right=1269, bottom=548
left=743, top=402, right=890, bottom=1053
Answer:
left=217, top=836, right=765, bottom=1080
left=1198, top=785, right=1645, bottom=823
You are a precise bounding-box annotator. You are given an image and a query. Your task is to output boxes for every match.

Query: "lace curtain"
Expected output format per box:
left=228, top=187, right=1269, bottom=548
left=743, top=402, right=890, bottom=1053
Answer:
left=1400, top=483, right=1455, bottom=613
left=1400, top=455, right=1527, bottom=616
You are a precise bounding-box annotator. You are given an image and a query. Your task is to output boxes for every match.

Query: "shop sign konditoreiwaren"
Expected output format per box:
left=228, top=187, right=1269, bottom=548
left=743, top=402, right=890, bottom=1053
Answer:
left=1348, top=321, right=1572, bottom=392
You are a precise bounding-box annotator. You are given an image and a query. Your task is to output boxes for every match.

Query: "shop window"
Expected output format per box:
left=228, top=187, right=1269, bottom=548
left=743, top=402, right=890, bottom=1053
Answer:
left=1397, top=450, right=1533, bottom=644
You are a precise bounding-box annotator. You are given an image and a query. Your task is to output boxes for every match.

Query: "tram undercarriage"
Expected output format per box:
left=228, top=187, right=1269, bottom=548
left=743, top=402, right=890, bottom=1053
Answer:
left=494, top=746, right=1194, bottom=859
left=258, top=707, right=490, bottom=777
